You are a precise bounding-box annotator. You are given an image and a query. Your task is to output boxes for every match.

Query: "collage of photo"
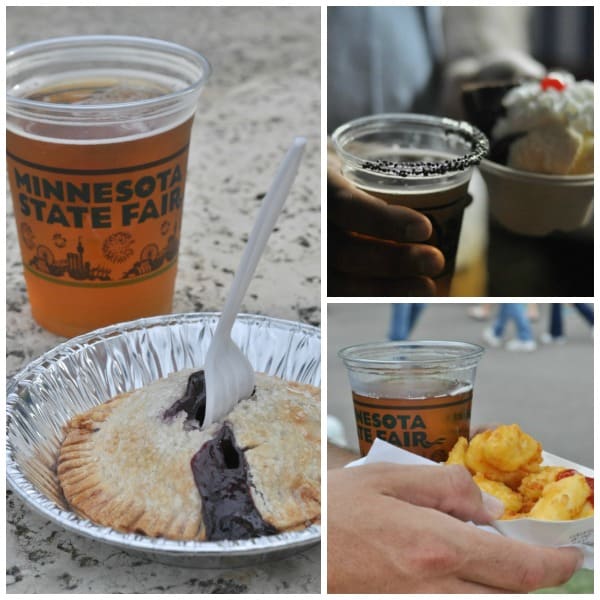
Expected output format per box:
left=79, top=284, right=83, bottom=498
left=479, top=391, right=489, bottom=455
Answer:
left=5, top=4, right=595, bottom=596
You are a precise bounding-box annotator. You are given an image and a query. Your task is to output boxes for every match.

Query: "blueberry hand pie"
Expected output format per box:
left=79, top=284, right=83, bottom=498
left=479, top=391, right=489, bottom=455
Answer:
left=57, top=369, right=320, bottom=541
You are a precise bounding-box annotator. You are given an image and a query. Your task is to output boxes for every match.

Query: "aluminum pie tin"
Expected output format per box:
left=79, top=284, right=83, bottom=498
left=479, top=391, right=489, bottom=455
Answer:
left=7, top=312, right=321, bottom=568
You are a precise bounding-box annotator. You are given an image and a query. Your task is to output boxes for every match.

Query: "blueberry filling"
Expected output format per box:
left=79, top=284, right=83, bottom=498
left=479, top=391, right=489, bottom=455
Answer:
left=164, top=371, right=276, bottom=540
left=163, top=370, right=256, bottom=429
left=163, top=370, right=207, bottom=429
left=191, top=424, right=278, bottom=541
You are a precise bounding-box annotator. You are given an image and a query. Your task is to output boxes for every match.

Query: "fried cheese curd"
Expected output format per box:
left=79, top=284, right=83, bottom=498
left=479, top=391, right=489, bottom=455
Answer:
left=446, top=424, right=594, bottom=521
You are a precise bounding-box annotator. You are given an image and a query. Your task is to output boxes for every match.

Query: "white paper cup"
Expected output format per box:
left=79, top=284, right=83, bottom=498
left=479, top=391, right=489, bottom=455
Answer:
left=491, top=451, right=593, bottom=546
left=480, top=159, right=593, bottom=236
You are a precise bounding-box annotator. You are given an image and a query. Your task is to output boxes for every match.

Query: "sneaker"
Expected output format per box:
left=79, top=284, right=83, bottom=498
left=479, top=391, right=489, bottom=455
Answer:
left=482, top=327, right=502, bottom=348
left=468, top=305, right=491, bottom=321
left=540, top=333, right=566, bottom=345
left=506, top=339, right=537, bottom=352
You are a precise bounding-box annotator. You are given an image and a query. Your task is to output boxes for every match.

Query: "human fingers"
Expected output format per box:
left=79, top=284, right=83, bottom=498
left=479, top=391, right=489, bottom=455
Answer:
left=363, top=465, right=584, bottom=590
left=328, top=270, right=436, bottom=297
left=329, top=227, right=445, bottom=279
left=458, top=530, right=583, bottom=592
left=327, top=174, right=432, bottom=243
left=361, top=463, right=504, bottom=523
left=377, top=489, right=582, bottom=593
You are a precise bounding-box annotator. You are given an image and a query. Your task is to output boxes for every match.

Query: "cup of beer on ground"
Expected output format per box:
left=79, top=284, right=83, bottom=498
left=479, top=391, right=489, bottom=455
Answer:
left=332, top=114, right=489, bottom=296
left=339, top=340, right=484, bottom=461
left=6, top=35, right=211, bottom=337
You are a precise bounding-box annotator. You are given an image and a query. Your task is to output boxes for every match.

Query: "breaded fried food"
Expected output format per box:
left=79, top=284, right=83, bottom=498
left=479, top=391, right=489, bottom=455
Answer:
left=473, top=473, right=523, bottom=515
left=519, top=467, right=565, bottom=504
left=445, top=436, right=468, bottom=466
left=464, top=425, right=541, bottom=490
left=482, top=424, right=542, bottom=472
left=445, top=425, right=593, bottom=521
left=528, top=473, right=590, bottom=521
left=575, top=500, right=594, bottom=519
left=465, top=432, right=521, bottom=489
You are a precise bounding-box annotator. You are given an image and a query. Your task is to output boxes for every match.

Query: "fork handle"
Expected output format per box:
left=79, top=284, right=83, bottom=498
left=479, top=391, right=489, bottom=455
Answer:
left=215, top=137, right=306, bottom=338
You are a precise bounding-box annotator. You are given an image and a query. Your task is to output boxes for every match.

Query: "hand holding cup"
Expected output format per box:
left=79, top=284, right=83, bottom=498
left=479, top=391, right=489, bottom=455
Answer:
left=327, top=143, right=444, bottom=297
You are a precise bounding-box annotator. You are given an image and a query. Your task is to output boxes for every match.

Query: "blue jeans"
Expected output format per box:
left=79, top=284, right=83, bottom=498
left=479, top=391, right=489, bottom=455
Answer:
left=389, top=304, right=425, bottom=340
left=493, top=304, right=533, bottom=341
left=574, top=303, right=594, bottom=325
left=550, top=304, right=594, bottom=338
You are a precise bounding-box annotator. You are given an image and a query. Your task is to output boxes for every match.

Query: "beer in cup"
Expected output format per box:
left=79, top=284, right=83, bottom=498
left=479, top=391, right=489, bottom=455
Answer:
left=332, top=114, right=488, bottom=296
left=339, top=340, right=484, bottom=461
left=7, top=35, right=211, bottom=336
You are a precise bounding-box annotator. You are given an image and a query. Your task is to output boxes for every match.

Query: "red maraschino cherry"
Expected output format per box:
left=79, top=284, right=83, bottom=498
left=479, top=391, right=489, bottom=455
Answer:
left=541, top=76, right=567, bottom=92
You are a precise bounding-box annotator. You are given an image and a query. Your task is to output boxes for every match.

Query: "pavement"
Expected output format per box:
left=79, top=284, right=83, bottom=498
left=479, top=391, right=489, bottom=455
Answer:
left=327, top=303, right=593, bottom=467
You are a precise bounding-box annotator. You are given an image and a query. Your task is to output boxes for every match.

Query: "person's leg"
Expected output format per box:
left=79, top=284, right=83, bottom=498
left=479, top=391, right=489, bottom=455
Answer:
left=389, top=304, right=411, bottom=340
left=541, top=304, right=565, bottom=343
left=483, top=305, right=501, bottom=347
left=468, top=304, right=491, bottom=320
left=493, top=304, right=509, bottom=337
left=511, top=304, right=534, bottom=341
left=573, top=303, right=594, bottom=326
left=550, top=304, right=563, bottom=338
left=505, top=304, right=537, bottom=351
left=527, top=303, right=539, bottom=321
left=409, top=303, right=425, bottom=333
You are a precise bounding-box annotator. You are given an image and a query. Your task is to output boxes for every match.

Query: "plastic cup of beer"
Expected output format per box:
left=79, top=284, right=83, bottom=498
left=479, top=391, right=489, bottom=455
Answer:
left=6, top=35, right=211, bottom=337
left=339, top=340, right=484, bottom=461
left=332, top=114, right=489, bottom=296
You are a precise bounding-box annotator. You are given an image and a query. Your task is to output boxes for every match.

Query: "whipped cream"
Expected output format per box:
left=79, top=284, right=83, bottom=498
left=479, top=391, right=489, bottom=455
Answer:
left=492, top=72, right=594, bottom=140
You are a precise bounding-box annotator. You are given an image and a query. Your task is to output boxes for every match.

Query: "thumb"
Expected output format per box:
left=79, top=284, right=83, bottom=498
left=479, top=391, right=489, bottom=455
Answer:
left=479, top=490, right=506, bottom=521
left=372, top=463, right=505, bottom=524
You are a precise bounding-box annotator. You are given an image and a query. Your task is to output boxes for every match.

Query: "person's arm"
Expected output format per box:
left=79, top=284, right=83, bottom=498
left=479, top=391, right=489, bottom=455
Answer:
left=439, top=7, right=545, bottom=118
left=443, top=7, right=534, bottom=62
left=328, top=462, right=583, bottom=593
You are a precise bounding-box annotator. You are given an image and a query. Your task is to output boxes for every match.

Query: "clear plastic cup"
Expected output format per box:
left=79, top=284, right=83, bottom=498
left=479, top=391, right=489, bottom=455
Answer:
left=7, top=35, right=211, bottom=337
left=332, top=114, right=489, bottom=295
left=339, top=340, right=484, bottom=461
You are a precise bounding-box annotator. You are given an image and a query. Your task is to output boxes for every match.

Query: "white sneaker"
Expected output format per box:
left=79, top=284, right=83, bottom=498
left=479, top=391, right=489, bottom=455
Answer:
left=468, top=305, right=490, bottom=321
left=482, top=327, right=502, bottom=348
left=540, top=333, right=566, bottom=345
left=506, top=339, right=537, bottom=352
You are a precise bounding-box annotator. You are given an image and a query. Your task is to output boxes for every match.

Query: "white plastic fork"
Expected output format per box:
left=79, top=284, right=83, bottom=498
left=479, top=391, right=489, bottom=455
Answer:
left=202, top=137, right=307, bottom=427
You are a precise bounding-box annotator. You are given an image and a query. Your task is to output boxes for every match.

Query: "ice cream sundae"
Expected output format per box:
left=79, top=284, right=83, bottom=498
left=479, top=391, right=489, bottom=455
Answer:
left=463, top=72, right=594, bottom=175
left=461, top=72, right=594, bottom=237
